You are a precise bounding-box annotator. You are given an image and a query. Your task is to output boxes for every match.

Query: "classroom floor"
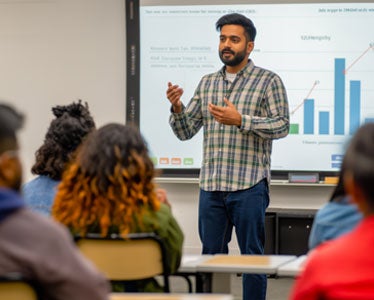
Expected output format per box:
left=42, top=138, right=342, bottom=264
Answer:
left=170, top=274, right=295, bottom=300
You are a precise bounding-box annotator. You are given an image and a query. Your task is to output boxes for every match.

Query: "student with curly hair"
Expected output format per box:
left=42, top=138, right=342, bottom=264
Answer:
left=52, top=123, right=184, bottom=292
left=23, top=100, right=95, bottom=215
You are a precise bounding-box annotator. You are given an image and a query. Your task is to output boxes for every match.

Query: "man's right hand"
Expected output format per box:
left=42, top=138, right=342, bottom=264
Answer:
left=166, top=82, right=183, bottom=113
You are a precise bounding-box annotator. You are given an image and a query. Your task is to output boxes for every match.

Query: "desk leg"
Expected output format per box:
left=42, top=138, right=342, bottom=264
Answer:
left=196, top=272, right=212, bottom=293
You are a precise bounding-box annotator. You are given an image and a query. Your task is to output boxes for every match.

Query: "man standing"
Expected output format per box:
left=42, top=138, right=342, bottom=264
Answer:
left=166, top=13, right=289, bottom=300
left=0, top=103, right=109, bottom=300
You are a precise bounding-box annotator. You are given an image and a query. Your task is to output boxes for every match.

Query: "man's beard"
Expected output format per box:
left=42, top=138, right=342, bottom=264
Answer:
left=219, top=48, right=247, bottom=67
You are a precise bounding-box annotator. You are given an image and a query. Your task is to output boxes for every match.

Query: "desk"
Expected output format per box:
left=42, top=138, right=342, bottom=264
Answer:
left=178, top=254, right=297, bottom=293
left=197, top=255, right=297, bottom=274
left=277, top=255, right=307, bottom=277
left=110, top=293, right=233, bottom=300
left=179, top=255, right=213, bottom=273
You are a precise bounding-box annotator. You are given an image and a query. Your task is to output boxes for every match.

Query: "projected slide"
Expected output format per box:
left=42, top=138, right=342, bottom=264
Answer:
left=139, top=3, right=374, bottom=172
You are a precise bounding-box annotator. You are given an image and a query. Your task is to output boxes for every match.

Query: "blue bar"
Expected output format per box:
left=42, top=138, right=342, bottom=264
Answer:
left=304, top=99, right=314, bottom=134
left=334, top=58, right=345, bottom=135
left=349, top=80, right=361, bottom=135
left=331, top=154, right=344, bottom=162
left=365, top=118, right=374, bottom=124
left=319, top=111, right=329, bottom=135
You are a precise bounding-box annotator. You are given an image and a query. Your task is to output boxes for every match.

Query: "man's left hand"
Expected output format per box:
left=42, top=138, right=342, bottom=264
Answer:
left=208, top=98, right=242, bottom=126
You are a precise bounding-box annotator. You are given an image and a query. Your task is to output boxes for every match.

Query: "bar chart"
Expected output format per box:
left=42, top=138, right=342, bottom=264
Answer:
left=289, top=50, right=373, bottom=136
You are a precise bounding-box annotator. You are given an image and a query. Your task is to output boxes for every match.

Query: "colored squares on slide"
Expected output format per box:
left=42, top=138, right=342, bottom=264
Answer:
left=150, top=157, right=194, bottom=166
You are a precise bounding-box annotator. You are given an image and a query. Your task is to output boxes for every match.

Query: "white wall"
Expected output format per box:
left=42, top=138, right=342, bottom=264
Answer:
left=1, top=0, right=337, bottom=254
left=0, top=0, right=126, bottom=181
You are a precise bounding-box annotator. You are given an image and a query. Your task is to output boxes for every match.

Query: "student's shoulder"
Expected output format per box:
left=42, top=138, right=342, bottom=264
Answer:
left=307, top=233, right=355, bottom=268
left=15, top=208, right=70, bottom=238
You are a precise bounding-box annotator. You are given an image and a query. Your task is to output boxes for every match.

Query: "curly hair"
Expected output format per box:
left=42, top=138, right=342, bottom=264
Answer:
left=52, top=123, right=160, bottom=237
left=31, top=100, right=95, bottom=180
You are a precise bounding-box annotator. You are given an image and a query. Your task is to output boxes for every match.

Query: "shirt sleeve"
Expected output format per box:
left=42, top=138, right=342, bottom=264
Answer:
left=169, top=81, right=204, bottom=141
left=153, top=205, right=184, bottom=273
left=240, top=74, right=290, bottom=139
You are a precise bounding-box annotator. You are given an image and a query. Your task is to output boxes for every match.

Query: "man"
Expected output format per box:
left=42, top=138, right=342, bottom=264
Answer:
left=0, top=103, right=109, bottom=300
left=166, top=13, right=289, bottom=300
left=290, top=123, right=374, bottom=299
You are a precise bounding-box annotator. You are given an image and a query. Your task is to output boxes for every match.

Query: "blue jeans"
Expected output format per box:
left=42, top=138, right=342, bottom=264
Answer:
left=199, top=179, right=269, bottom=300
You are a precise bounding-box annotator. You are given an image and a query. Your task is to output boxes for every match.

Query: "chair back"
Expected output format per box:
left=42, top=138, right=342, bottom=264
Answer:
left=75, top=232, right=170, bottom=292
left=0, top=274, right=38, bottom=300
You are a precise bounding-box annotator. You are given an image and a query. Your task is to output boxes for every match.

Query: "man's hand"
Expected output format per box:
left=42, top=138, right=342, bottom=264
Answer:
left=208, top=98, right=242, bottom=126
left=166, top=82, right=183, bottom=113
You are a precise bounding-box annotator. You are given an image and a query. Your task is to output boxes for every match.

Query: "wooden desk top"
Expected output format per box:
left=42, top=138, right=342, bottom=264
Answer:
left=178, top=254, right=213, bottom=273
left=277, top=255, right=308, bottom=277
left=110, top=293, right=233, bottom=300
left=196, top=254, right=297, bottom=274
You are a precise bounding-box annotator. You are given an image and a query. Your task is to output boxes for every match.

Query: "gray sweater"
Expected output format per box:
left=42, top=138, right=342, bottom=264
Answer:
left=0, top=208, right=110, bottom=300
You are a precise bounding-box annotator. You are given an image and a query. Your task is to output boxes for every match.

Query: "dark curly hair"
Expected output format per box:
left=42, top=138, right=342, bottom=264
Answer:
left=31, top=100, right=95, bottom=180
left=216, top=13, right=257, bottom=42
left=52, top=123, right=160, bottom=237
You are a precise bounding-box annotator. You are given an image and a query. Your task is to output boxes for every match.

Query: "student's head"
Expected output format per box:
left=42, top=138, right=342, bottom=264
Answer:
left=216, top=13, right=256, bottom=69
left=52, top=123, right=160, bottom=236
left=0, top=103, right=24, bottom=191
left=343, top=123, right=374, bottom=214
left=31, top=100, right=95, bottom=180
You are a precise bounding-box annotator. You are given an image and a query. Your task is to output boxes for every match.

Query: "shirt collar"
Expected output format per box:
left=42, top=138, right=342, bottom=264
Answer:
left=219, top=59, right=255, bottom=78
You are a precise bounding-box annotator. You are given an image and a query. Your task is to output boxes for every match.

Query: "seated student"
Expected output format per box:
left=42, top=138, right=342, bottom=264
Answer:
left=308, top=164, right=362, bottom=249
left=23, top=100, right=95, bottom=215
left=290, top=123, right=374, bottom=300
left=0, top=103, right=109, bottom=300
left=52, top=123, right=184, bottom=292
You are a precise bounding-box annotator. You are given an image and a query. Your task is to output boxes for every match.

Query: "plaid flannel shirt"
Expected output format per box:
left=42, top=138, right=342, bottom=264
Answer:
left=169, top=60, right=289, bottom=191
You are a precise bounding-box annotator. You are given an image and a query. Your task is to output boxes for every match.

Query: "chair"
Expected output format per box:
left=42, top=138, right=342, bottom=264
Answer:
left=75, top=232, right=171, bottom=292
left=0, top=273, right=38, bottom=300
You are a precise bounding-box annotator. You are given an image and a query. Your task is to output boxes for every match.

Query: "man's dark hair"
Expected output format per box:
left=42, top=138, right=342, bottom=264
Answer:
left=0, top=103, right=24, bottom=154
left=216, top=13, right=257, bottom=42
left=31, top=100, right=95, bottom=180
left=344, top=123, right=374, bottom=204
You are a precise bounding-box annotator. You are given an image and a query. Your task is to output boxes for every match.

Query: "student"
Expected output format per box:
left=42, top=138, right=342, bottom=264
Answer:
left=52, top=123, right=184, bottom=292
left=308, top=164, right=362, bottom=249
left=0, top=103, right=109, bottom=300
left=23, top=100, right=95, bottom=215
left=290, top=123, right=374, bottom=299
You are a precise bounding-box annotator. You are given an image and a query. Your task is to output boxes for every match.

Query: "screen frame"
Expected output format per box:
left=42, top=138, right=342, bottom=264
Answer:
left=125, top=0, right=374, bottom=180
